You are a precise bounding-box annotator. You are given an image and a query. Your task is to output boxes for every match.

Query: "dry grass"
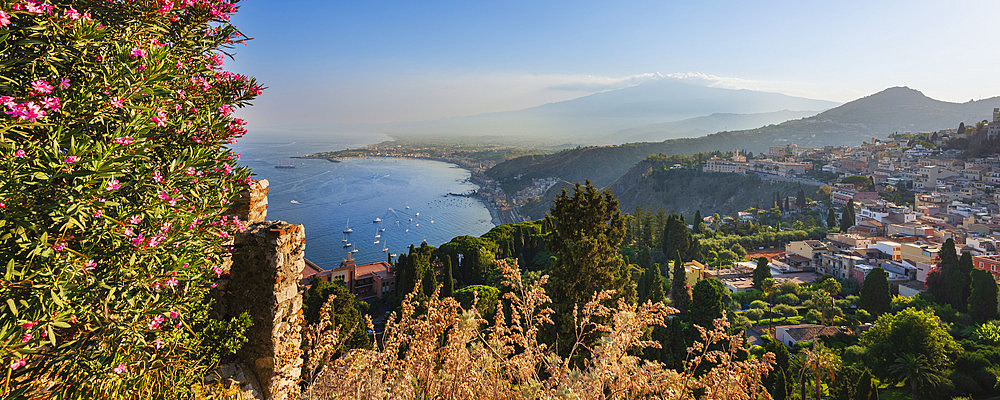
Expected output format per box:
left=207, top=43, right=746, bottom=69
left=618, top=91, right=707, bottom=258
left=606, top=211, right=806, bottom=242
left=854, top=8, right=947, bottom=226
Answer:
left=303, top=259, right=774, bottom=400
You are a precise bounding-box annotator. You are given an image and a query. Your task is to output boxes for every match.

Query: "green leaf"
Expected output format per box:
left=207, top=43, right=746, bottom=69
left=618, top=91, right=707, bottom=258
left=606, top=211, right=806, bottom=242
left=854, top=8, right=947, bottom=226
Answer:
left=7, top=299, right=18, bottom=316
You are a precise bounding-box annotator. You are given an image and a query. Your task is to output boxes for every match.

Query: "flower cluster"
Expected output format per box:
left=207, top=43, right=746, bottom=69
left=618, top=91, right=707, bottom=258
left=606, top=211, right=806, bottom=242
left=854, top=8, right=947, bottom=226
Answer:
left=0, top=0, right=261, bottom=397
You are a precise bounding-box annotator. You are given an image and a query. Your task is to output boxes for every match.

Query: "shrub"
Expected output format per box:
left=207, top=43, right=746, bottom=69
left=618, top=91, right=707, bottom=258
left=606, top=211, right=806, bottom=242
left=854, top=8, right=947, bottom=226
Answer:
left=774, top=304, right=798, bottom=318
left=306, top=260, right=777, bottom=399
left=776, top=293, right=799, bottom=305
left=0, top=1, right=260, bottom=397
left=745, top=308, right=764, bottom=321
left=749, top=300, right=769, bottom=310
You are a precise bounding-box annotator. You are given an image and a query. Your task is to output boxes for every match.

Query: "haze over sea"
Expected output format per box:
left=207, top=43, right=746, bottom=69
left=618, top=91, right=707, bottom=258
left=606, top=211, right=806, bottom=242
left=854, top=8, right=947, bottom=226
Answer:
left=233, top=132, right=495, bottom=268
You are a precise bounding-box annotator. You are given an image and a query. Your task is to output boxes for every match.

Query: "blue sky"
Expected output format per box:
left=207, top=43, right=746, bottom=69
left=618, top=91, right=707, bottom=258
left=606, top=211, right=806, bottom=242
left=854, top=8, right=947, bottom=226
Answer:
left=227, top=0, right=1000, bottom=128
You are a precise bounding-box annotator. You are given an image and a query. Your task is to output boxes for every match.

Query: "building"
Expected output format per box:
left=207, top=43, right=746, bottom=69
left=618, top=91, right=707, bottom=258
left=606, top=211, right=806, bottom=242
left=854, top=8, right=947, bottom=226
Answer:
left=887, top=223, right=935, bottom=237
left=973, top=255, right=1000, bottom=281
left=775, top=324, right=842, bottom=347
left=306, top=253, right=396, bottom=300
left=820, top=252, right=865, bottom=280
left=989, top=108, right=1000, bottom=140
left=785, top=240, right=829, bottom=270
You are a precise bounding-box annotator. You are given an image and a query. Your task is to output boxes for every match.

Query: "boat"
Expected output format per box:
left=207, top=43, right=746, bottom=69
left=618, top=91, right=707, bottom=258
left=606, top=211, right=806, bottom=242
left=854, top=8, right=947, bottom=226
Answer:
left=290, top=200, right=300, bottom=204
left=373, top=217, right=382, bottom=223
left=380, top=228, right=386, bottom=232
left=342, top=238, right=348, bottom=243
left=275, top=160, right=296, bottom=169
left=373, top=240, right=380, bottom=244
left=375, top=234, right=381, bottom=238
left=430, top=220, right=434, bottom=223
left=343, top=218, right=353, bottom=234
left=343, top=242, right=352, bottom=248
left=351, top=249, right=358, bottom=253
left=415, top=212, right=420, bottom=216
left=415, top=223, right=419, bottom=227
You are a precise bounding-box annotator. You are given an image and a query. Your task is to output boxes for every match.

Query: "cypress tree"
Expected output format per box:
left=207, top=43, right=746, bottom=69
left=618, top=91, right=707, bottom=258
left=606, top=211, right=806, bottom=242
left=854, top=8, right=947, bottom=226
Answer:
left=670, top=251, right=691, bottom=314
left=968, top=269, right=999, bottom=322
left=442, top=255, right=455, bottom=298
left=927, top=238, right=962, bottom=308
left=421, top=263, right=438, bottom=297
left=693, top=210, right=705, bottom=234
left=827, top=208, right=838, bottom=228
left=752, top=257, right=772, bottom=291
left=840, top=201, right=855, bottom=232
left=647, top=264, right=667, bottom=304
left=797, top=188, right=807, bottom=209
left=958, top=252, right=974, bottom=310
left=688, top=278, right=731, bottom=328
left=859, top=267, right=891, bottom=316
left=544, top=181, right=635, bottom=357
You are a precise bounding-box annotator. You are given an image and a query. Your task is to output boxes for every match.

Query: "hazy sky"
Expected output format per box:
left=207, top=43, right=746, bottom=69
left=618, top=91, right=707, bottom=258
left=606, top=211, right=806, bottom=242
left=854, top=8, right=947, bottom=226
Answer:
left=227, top=0, right=1000, bottom=128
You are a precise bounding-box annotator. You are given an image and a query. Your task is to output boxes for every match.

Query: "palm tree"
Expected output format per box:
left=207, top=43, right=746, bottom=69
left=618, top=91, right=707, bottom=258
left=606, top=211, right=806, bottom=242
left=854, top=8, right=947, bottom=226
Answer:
left=888, top=353, right=945, bottom=400
left=796, top=343, right=839, bottom=400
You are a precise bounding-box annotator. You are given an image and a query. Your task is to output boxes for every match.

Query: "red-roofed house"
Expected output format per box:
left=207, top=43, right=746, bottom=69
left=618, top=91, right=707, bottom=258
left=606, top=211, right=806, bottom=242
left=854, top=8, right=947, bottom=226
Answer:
left=304, top=253, right=396, bottom=300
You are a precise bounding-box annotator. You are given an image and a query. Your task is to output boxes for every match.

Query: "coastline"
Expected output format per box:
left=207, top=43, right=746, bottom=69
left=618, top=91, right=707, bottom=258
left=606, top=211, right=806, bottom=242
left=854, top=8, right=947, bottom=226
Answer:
left=301, top=153, right=518, bottom=226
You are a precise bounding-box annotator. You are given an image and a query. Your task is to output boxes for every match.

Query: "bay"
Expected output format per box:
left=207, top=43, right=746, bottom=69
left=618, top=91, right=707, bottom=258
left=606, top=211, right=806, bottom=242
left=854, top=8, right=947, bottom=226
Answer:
left=233, top=132, right=495, bottom=269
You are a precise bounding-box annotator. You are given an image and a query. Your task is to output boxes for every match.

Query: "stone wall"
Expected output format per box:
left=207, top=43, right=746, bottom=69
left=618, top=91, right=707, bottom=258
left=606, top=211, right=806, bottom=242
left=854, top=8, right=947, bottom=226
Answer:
left=223, top=221, right=305, bottom=400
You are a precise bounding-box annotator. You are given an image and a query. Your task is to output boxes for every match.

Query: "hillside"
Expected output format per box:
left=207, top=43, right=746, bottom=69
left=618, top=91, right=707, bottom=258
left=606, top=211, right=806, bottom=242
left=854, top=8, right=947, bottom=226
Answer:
left=488, top=87, right=1000, bottom=190
left=607, top=161, right=819, bottom=217
left=370, top=79, right=838, bottom=142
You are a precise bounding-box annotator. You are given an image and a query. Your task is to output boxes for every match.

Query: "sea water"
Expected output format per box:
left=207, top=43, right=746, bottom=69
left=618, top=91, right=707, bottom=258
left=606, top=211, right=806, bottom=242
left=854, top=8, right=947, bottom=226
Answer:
left=233, top=132, right=495, bottom=269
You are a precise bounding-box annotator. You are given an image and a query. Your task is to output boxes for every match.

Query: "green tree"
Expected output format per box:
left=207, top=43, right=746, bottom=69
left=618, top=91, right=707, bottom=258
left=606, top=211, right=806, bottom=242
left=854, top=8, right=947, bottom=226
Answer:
left=646, top=264, right=667, bottom=304
left=442, top=255, right=455, bottom=298
left=958, top=251, right=974, bottom=309
left=827, top=208, right=838, bottom=228
left=887, top=353, right=946, bottom=400
left=830, top=365, right=879, bottom=400
left=544, top=181, right=636, bottom=356
left=730, top=243, right=747, bottom=258
left=797, top=188, right=807, bottom=209
left=968, top=269, right=999, bottom=322
left=421, top=262, right=438, bottom=297
left=753, top=257, right=772, bottom=291
left=693, top=209, right=707, bottom=234
left=926, top=239, right=968, bottom=310
left=302, top=281, right=372, bottom=356
left=820, top=277, right=842, bottom=296
left=661, top=213, right=691, bottom=262
left=688, top=278, right=732, bottom=328
left=670, top=251, right=691, bottom=313
left=859, top=267, right=891, bottom=316
left=762, top=336, right=794, bottom=400
left=454, top=285, right=501, bottom=318
left=839, top=201, right=855, bottom=232
left=861, top=308, right=961, bottom=379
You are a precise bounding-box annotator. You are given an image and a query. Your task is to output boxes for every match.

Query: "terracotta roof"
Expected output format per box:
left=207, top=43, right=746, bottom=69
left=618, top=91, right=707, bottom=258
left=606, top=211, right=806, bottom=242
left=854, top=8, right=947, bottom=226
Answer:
left=302, top=259, right=324, bottom=280
left=778, top=324, right=841, bottom=342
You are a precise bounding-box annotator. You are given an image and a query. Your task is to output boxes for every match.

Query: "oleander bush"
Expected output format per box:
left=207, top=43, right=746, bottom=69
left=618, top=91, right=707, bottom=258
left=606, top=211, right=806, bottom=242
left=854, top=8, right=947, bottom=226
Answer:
left=304, top=260, right=776, bottom=399
left=0, top=0, right=260, bottom=398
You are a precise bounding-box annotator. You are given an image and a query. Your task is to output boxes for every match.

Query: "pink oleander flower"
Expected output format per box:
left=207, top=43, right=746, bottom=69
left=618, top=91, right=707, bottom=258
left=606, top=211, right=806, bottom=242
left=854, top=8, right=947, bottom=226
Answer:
left=157, top=0, right=174, bottom=15
left=64, top=6, right=81, bottom=20
left=165, top=278, right=178, bottom=287
left=110, top=97, right=124, bottom=108
left=153, top=171, right=163, bottom=182
left=131, top=235, right=145, bottom=246
left=147, top=315, right=165, bottom=330
left=151, top=111, right=167, bottom=127
left=59, top=78, right=70, bottom=89
left=24, top=1, right=51, bottom=14
left=185, top=167, right=196, bottom=176
left=113, top=136, right=134, bottom=145
left=218, top=104, right=233, bottom=116
left=6, top=101, right=47, bottom=121
left=158, top=191, right=171, bottom=201
left=64, top=155, right=79, bottom=164
left=169, top=310, right=180, bottom=319
left=14, top=149, right=26, bottom=158
left=105, top=179, right=120, bottom=191
left=153, top=281, right=162, bottom=291
left=92, top=210, right=102, bottom=218
left=0, top=11, right=10, bottom=27
left=84, top=259, right=97, bottom=271
left=30, top=80, right=53, bottom=94
left=21, top=333, right=32, bottom=343
left=153, top=338, right=163, bottom=349
left=114, top=363, right=127, bottom=375
left=53, top=242, right=66, bottom=251
left=41, top=96, right=60, bottom=111
left=123, top=226, right=134, bottom=236
left=0, top=96, right=14, bottom=107
left=147, top=234, right=164, bottom=248
left=161, top=222, right=172, bottom=232
left=21, top=321, right=35, bottom=329
left=130, top=47, right=147, bottom=59
left=10, top=359, right=26, bottom=371
left=129, top=215, right=142, bottom=225
left=213, top=266, right=223, bottom=277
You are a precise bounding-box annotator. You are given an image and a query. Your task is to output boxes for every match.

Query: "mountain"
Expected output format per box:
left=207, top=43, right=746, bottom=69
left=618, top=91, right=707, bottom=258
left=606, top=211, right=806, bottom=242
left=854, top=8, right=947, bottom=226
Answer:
left=375, top=79, right=839, bottom=143
left=609, top=110, right=819, bottom=143
left=488, top=87, right=1000, bottom=192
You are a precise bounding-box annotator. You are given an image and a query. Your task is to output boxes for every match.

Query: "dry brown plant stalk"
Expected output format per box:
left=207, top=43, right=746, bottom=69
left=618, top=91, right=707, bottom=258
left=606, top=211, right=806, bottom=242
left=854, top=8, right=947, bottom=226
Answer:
left=305, top=259, right=774, bottom=400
